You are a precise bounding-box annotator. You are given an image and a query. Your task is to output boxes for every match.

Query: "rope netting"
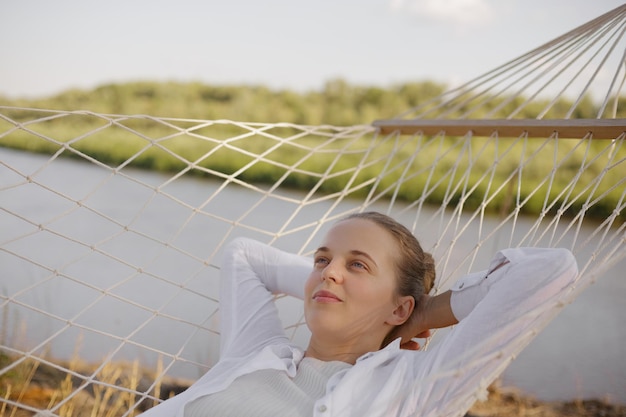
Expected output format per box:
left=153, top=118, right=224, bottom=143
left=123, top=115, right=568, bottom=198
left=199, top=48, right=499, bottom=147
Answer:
left=1, top=4, right=625, bottom=417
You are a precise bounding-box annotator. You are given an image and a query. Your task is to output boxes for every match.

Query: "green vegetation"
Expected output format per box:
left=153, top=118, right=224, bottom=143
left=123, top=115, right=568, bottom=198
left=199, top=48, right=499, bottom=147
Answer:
left=0, top=80, right=624, bottom=222
left=1, top=79, right=452, bottom=125
left=4, top=79, right=622, bottom=124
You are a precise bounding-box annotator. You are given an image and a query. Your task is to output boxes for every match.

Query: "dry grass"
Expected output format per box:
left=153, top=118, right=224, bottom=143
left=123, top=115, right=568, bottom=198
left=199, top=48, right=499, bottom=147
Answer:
left=1, top=352, right=624, bottom=417
left=0, top=352, right=185, bottom=417
left=467, top=383, right=626, bottom=417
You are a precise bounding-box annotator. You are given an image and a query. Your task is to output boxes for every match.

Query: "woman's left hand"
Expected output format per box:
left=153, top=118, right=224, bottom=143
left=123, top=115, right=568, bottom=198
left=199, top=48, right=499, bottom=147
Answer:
left=393, top=293, right=433, bottom=350
left=399, top=330, right=432, bottom=350
left=396, top=291, right=457, bottom=350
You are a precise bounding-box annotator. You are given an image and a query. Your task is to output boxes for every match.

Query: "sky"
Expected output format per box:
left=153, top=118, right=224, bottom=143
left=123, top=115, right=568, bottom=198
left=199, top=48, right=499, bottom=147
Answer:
left=1, top=0, right=624, bottom=99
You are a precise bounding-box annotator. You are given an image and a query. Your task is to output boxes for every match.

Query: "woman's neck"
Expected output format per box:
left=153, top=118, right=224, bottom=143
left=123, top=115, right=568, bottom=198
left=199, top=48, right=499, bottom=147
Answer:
left=304, top=337, right=380, bottom=365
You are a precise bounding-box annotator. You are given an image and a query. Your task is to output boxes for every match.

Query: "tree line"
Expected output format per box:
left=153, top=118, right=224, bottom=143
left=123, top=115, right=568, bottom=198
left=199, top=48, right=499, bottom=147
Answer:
left=3, top=79, right=622, bottom=126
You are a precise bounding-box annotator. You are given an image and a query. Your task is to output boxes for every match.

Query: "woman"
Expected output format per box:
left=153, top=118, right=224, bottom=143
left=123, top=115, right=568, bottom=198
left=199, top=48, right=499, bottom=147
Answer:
left=140, top=211, right=578, bottom=417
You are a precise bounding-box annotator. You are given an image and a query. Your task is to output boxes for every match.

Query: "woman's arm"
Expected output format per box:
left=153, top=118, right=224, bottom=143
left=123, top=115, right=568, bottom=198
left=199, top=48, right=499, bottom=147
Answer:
left=409, top=247, right=578, bottom=415
left=397, top=259, right=511, bottom=345
left=136, top=239, right=311, bottom=417
left=219, top=238, right=311, bottom=358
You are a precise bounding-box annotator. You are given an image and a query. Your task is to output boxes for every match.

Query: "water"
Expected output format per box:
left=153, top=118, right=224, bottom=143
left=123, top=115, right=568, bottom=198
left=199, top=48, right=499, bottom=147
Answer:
left=1, top=147, right=624, bottom=403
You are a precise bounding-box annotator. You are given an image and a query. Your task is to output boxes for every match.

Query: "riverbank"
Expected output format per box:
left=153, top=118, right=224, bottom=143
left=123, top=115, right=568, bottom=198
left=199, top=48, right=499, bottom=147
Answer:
left=1, top=353, right=624, bottom=417
left=1, top=106, right=624, bottom=224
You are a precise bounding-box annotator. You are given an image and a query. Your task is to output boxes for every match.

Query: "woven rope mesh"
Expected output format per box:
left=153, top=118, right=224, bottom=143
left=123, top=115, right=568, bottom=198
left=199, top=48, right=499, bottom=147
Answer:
left=1, top=4, right=625, bottom=417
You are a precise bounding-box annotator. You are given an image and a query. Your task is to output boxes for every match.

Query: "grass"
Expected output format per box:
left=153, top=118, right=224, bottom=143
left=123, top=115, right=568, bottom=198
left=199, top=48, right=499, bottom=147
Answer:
left=1, top=350, right=624, bottom=417
left=0, top=350, right=179, bottom=417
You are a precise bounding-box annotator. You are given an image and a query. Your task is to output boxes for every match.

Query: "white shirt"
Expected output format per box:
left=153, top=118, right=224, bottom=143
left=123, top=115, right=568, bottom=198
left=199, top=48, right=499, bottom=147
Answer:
left=140, top=238, right=578, bottom=417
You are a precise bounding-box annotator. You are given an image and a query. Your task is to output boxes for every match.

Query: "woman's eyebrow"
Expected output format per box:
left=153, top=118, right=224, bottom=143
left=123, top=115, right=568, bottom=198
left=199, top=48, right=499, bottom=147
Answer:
left=314, top=246, right=330, bottom=255
left=350, top=250, right=378, bottom=268
left=314, top=247, right=378, bottom=268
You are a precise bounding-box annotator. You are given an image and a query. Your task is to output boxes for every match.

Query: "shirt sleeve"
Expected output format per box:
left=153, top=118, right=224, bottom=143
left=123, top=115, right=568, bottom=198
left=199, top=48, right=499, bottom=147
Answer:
left=219, top=237, right=312, bottom=359
left=448, top=250, right=509, bottom=321
left=413, top=247, right=578, bottom=417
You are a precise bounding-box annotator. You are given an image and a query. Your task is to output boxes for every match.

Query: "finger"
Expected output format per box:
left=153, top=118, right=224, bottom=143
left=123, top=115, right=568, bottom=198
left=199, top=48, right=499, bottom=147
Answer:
left=400, top=340, right=421, bottom=351
left=415, top=330, right=431, bottom=339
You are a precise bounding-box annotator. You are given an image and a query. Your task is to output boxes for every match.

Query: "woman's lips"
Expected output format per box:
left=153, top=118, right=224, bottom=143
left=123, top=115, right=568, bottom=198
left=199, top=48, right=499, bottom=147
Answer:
left=312, top=290, right=342, bottom=303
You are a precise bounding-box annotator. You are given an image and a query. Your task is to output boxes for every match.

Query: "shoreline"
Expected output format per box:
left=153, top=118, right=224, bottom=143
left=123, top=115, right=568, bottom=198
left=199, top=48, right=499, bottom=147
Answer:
left=1, top=352, right=624, bottom=417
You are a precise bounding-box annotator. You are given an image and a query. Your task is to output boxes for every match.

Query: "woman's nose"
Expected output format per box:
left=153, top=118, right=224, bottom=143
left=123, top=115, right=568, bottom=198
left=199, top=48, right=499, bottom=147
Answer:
left=321, top=261, right=343, bottom=283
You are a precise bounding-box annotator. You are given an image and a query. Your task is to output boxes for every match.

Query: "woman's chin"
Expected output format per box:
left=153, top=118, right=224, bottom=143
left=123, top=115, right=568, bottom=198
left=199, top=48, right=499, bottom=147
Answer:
left=304, top=312, right=343, bottom=335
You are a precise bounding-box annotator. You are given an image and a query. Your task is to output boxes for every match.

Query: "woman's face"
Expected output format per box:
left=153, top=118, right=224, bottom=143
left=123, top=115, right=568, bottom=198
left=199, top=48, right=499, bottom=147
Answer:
left=304, top=218, right=404, bottom=345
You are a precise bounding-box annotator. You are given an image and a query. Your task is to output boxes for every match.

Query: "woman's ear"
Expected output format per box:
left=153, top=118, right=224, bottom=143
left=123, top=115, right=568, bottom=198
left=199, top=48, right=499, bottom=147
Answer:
left=387, top=295, right=415, bottom=326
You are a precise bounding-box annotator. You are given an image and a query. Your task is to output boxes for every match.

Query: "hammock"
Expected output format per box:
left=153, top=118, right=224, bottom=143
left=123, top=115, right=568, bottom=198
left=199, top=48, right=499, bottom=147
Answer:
left=1, top=4, right=625, bottom=417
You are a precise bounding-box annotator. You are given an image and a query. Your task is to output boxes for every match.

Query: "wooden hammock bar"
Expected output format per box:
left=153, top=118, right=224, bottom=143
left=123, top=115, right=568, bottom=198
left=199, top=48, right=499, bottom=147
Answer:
left=372, top=118, right=626, bottom=139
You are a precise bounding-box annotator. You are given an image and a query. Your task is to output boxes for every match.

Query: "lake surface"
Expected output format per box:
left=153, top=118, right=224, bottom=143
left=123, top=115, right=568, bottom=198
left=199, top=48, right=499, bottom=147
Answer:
left=1, top=147, right=624, bottom=404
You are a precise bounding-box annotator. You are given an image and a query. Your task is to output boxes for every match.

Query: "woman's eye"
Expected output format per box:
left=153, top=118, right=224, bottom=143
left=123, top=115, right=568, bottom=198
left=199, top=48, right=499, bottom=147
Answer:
left=351, top=261, right=366, bottom=269
left=314, top=257, right=329, bottom=266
